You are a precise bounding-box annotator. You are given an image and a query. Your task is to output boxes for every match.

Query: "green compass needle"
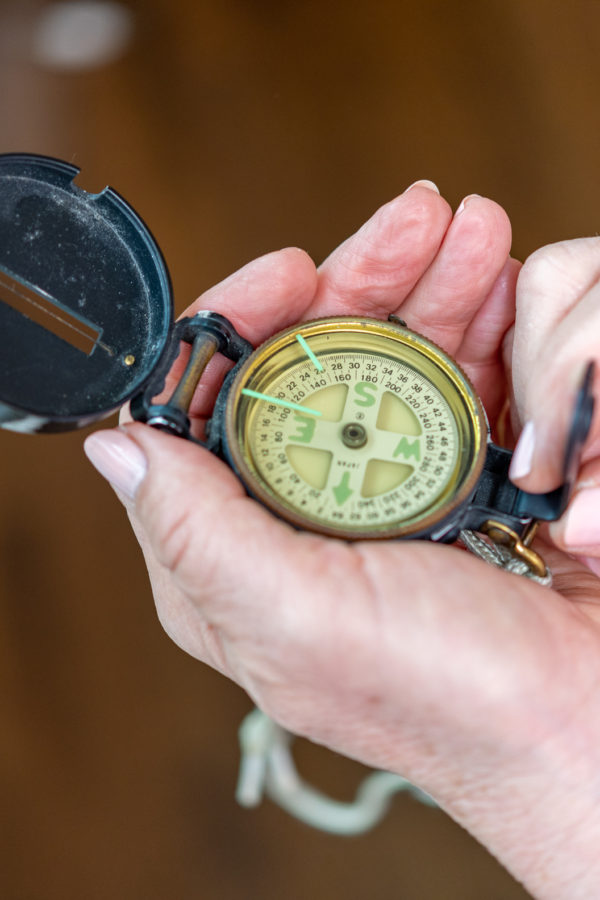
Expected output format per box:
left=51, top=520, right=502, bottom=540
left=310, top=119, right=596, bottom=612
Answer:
left=295, top=333, right=323, bottom=371
left=241, top=388, right=322, bottom=417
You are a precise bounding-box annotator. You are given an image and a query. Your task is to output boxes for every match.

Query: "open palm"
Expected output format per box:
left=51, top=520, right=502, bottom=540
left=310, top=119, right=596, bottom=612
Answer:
left=86, top=182, right=600, bottom=898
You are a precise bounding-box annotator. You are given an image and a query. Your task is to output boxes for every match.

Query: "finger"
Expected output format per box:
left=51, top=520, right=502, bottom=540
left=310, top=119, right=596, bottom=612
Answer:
left=582, top=557, right=600, bottom=578
left=509, top=240, right=600, bottom=493
left=457, top=257, right=520, bottom=370
left=549, top=457, right=600, bottom=557
left=455, top=257, right=520, bottom=422
left=308, top=182, right=453, bottom=318
left=398, top=195, right=513, bottom=354
left=193, top=247, right=318, bottom=341
left=512, top=238, right=600, bottom=393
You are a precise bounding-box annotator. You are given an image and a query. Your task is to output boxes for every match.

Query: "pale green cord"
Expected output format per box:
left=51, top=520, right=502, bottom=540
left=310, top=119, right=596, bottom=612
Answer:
left=235, top=525, right=551, bottom=835
left=236, top=708, right=436, bottom=835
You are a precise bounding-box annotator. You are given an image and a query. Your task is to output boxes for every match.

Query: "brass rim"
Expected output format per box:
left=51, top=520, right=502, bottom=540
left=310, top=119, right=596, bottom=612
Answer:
left=224, top=317, right=488, bottom=540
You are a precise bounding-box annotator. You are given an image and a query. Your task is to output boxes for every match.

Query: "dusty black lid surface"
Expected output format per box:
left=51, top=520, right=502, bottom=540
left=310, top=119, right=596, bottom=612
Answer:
left=0, top=153, right=173, bottom=433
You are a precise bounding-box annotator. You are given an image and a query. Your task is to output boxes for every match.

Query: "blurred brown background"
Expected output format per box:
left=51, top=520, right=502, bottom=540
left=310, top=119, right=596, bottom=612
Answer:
left=1, top=1, right=599, bottom=897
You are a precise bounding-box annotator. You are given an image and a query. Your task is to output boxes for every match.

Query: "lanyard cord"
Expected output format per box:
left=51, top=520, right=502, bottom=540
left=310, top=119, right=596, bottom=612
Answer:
left=236, top=708, right=436, bottom=835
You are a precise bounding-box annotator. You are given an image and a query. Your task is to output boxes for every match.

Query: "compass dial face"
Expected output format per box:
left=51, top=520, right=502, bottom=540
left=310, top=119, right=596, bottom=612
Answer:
left=224, top=318, right=487, bottom=539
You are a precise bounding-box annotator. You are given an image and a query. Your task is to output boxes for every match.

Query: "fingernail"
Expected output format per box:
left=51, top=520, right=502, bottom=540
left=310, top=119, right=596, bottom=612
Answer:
left=84, top=429, right=147, bottom=500
left=582, top=556, right=600, bottom=577
left=509, top=421, right=536, bottom=481
left=455, top=193, right=482, bottom=216
left=562, top=488, right=600, bottom=549
left=404, top=179, right=440, bottom=194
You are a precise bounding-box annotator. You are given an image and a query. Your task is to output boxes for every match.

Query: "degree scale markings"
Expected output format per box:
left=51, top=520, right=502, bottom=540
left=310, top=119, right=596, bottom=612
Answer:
left=241, top=388, right=322, bottom=417
left=244, top=350, right=459, bottom=529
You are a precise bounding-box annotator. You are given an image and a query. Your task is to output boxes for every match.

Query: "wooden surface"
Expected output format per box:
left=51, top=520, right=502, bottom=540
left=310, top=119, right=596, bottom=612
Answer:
left=2, top=1, right=600, bottom=897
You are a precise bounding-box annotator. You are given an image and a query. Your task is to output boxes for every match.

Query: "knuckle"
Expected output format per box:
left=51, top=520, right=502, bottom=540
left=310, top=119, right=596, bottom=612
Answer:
left=520, top=237, right=600, bottom=304
left=519, top=243, right=565, bottom=295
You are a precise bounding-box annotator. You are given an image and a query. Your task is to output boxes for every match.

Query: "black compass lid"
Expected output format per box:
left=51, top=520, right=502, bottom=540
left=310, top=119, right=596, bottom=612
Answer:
left=0, top=153, right=173, bottom=433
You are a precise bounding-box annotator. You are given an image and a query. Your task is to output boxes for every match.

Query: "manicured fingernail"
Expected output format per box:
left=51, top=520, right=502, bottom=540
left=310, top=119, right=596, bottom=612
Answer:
left=562, top=488, right=600, bottom=549
left=582, top=556, right=600, bottom=577
left=404, top=179, right=440, bottom=194
left=509, top=421, right=536, bottom=481
left=84, top=430, right=147, bottom=500
left=455, top=193, right=482, bottom=216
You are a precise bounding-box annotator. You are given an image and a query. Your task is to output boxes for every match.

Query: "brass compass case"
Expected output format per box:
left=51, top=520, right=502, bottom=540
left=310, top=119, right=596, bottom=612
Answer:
left=220, top=317, right=489, bottom=542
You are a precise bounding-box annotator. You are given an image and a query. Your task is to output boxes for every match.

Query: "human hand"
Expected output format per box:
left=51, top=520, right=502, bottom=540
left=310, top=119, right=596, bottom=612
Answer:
left=508, top=238, right=600, bottom=575
left=84, top=184, right=600, bottom=899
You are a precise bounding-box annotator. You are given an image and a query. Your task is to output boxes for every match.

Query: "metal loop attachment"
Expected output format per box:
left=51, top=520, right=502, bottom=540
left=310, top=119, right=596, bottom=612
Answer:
left=461, top=520, right=551, bottom=585
left=480, top=519, right=547, bottom=578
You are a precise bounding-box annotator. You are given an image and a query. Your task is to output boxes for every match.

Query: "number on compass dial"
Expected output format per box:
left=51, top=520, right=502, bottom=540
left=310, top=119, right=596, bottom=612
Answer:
left=223, top=318, right=486, bottom=540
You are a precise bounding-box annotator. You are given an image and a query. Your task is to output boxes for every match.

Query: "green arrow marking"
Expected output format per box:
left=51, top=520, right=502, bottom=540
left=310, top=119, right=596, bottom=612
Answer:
left=333, top=471, right=354, bottom=506
left=295, top=333, right=323, bottom=371
left=241, top=388, right=322, bottom=417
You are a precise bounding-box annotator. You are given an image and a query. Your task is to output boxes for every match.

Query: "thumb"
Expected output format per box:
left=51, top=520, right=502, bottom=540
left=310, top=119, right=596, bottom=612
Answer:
left=509, top=239, right=600, bottom=496
left=82, top=425, right=366, bottom=718
left=82, top=424, right=299, bottom=619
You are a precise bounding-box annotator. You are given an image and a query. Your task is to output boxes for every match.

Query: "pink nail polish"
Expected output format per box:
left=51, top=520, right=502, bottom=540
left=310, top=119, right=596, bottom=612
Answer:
left=563, top=488, right=600, bottom=549
left=509, top=421, right=536, bottom=481
left=84, top=430, right=147, bottom=500
left=582, top=556, right=600, bottom=577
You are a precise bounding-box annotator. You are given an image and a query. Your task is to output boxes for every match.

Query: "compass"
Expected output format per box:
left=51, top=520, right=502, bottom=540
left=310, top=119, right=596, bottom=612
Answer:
left=130, top=310, right=594, bottom=562
left=220, top=316, right=487, bottom=541
left=0, top=153, right=595, bottom=570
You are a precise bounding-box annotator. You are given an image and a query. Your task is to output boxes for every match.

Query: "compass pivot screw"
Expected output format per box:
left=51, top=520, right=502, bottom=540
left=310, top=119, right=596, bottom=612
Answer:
left=342, top=422, right=368, bottom=449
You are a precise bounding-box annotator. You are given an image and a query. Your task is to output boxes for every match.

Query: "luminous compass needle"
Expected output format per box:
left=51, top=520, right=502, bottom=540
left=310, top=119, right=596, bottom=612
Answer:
left=295, top=333, right=323, bottom=372
left=241, top=388, right=322, bottom=417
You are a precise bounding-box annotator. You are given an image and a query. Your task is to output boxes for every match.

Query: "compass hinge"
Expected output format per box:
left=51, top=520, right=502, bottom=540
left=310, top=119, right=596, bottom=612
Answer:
left=130, top=311, right=253, bottom=440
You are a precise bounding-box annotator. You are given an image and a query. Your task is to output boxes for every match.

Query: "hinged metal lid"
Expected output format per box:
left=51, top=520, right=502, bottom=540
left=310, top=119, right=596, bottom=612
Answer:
left=0, top=153, right=173, bottom=433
